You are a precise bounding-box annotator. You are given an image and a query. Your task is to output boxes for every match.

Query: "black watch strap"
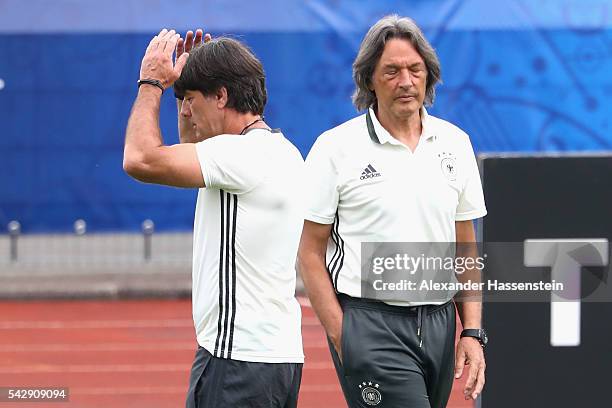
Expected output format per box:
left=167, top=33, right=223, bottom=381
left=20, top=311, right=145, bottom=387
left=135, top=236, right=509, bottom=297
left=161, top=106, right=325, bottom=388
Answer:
left=137, top=78, right=165, bottom=94
left=460, top=328, right=488, bottom=347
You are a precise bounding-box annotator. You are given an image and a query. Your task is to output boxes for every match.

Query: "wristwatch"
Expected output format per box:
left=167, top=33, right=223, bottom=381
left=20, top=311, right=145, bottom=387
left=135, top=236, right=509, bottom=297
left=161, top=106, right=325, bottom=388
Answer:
left=460, top=328, right=488, bottom=348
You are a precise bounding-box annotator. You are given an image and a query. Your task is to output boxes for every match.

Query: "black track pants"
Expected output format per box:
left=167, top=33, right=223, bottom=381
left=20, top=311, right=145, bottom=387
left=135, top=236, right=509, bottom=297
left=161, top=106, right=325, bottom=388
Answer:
left=329, top=294, right=456, bottom=408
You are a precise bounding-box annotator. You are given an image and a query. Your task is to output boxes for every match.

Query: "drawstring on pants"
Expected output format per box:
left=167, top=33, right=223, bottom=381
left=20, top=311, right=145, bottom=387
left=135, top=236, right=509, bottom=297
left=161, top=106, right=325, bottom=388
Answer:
left=417, top=306, right=424, bottom=348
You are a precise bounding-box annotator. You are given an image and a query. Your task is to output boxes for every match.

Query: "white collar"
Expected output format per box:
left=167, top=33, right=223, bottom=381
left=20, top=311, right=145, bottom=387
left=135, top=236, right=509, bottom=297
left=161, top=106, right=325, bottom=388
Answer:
left=367, top=106, right=435, bottom=145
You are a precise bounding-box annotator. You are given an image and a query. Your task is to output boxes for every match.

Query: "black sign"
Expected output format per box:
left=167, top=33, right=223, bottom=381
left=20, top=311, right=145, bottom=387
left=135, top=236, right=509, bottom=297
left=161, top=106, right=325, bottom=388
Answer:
left=480, top=155, right=612, bottom=408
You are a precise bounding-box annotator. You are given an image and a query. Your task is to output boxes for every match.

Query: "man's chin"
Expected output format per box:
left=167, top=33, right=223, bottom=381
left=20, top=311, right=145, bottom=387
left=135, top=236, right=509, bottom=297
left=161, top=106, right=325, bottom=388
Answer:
left=392, top=104, right=420, bottom=118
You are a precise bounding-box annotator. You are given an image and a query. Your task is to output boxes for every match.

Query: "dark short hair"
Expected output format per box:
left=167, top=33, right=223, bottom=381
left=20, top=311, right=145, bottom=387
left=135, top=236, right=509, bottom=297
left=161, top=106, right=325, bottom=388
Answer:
left=174, top=37, right=267, bottom=115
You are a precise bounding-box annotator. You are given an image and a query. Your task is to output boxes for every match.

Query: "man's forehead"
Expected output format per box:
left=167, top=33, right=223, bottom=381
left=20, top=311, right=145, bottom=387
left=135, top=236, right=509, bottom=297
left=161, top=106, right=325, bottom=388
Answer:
left=379, top=38, right=424, bottom=65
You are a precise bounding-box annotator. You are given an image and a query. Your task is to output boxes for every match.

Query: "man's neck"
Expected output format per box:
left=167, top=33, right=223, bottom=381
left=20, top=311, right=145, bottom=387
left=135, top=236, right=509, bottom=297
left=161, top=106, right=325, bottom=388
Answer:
left=375, top=105, right=422, bottom=150
left=226, top=111, right=268, bottom=135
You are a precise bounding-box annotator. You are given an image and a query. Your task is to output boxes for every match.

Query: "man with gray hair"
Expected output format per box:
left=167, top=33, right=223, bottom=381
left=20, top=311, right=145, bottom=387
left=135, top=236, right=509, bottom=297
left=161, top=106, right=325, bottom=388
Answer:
left=299, top=15, right=487, bottom=407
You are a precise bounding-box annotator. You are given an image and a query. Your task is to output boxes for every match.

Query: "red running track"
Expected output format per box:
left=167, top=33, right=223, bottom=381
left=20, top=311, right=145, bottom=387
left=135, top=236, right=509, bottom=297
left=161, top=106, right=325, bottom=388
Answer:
left=0, top=299, right=473, bottom=407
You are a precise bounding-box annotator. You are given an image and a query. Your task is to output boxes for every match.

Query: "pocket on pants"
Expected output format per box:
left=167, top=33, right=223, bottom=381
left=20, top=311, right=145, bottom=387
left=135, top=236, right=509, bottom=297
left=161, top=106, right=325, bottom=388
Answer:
left=340, top=308, right=352, bottom=374
left=186, top=347, right=213, bottom=408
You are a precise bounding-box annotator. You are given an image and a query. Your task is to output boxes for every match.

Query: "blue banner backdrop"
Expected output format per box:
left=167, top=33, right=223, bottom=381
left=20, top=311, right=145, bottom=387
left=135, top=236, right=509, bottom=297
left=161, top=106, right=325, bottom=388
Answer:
left=1, top=0, right=611, bottom=231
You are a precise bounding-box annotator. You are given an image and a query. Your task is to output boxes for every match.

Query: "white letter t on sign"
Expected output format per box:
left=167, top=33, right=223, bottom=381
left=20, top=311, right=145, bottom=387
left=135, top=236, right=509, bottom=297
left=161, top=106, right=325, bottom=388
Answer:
left=524, top=239, right=608, bottom=347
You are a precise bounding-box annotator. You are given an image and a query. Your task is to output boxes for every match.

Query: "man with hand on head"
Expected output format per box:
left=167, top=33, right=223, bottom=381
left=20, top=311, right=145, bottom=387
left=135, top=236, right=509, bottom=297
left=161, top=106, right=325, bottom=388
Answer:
left=174, top=29, right=210, bottom=143
left=124, top=28, right=304, bottom=408
left=298, top=15, right=487, bottom=408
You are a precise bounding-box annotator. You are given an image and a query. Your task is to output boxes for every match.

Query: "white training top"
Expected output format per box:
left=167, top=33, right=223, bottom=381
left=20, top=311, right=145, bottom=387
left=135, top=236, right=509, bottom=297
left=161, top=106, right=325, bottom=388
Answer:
left=304, top=107, right=487, bottom=304
left=192, top=128, right=304, bottom=363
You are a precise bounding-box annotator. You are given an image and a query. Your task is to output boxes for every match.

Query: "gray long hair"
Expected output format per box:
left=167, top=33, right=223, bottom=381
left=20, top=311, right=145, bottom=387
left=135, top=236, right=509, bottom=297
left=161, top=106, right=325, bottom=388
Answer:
left=352, top=15, right=442, bottom=111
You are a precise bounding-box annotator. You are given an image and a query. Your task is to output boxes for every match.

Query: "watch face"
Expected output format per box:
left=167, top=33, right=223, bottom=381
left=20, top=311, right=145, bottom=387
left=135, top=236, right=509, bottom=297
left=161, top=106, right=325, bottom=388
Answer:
left=479, top=329, right=488, bottom=345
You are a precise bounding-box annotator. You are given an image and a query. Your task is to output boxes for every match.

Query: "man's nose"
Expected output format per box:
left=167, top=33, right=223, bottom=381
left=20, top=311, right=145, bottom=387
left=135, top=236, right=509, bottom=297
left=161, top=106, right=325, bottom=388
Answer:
left=180, top=101, right=192, bottom=117
left=398, top=69, right=414, bottom=89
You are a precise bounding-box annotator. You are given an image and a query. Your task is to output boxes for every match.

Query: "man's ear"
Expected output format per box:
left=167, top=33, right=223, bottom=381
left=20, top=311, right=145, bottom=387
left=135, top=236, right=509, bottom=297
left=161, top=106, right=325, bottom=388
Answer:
left=216, top=87, right=228, bottom=109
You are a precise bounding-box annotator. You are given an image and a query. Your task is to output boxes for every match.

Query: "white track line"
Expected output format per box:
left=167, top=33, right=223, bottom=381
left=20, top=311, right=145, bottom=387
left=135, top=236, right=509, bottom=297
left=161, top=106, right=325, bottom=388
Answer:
left=0, top=361, right=334, bottom=374
left=70, top=383, right=340, bottom=397
left=0, top=317, right=321, bottom=329
left=0, top=364, right=188, bottom=374
left=0, top=342, right=196, bottom=352
left=71, top=384, right=339, bottom=395
left=0, top=341, right=327, bottom=353
left=71, top=386, right=186, bottom=396
left=0, top=319, right=193, bottom=330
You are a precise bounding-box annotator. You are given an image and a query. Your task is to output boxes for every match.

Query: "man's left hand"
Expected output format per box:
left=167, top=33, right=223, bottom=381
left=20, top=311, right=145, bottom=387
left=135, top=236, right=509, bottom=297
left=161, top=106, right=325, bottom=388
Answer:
left=454, top=336, right=486, bottom=400
left=140, top=29, right=189, bottom=89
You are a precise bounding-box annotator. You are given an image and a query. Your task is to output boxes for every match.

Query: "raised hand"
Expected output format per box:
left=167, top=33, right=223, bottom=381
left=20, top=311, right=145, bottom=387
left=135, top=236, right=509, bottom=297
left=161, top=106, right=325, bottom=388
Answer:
left=176, top=29, right=212, bottom=62
left=174, top=28, right=212, bottom=143
left=140, top=29, right=188, bottom=89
